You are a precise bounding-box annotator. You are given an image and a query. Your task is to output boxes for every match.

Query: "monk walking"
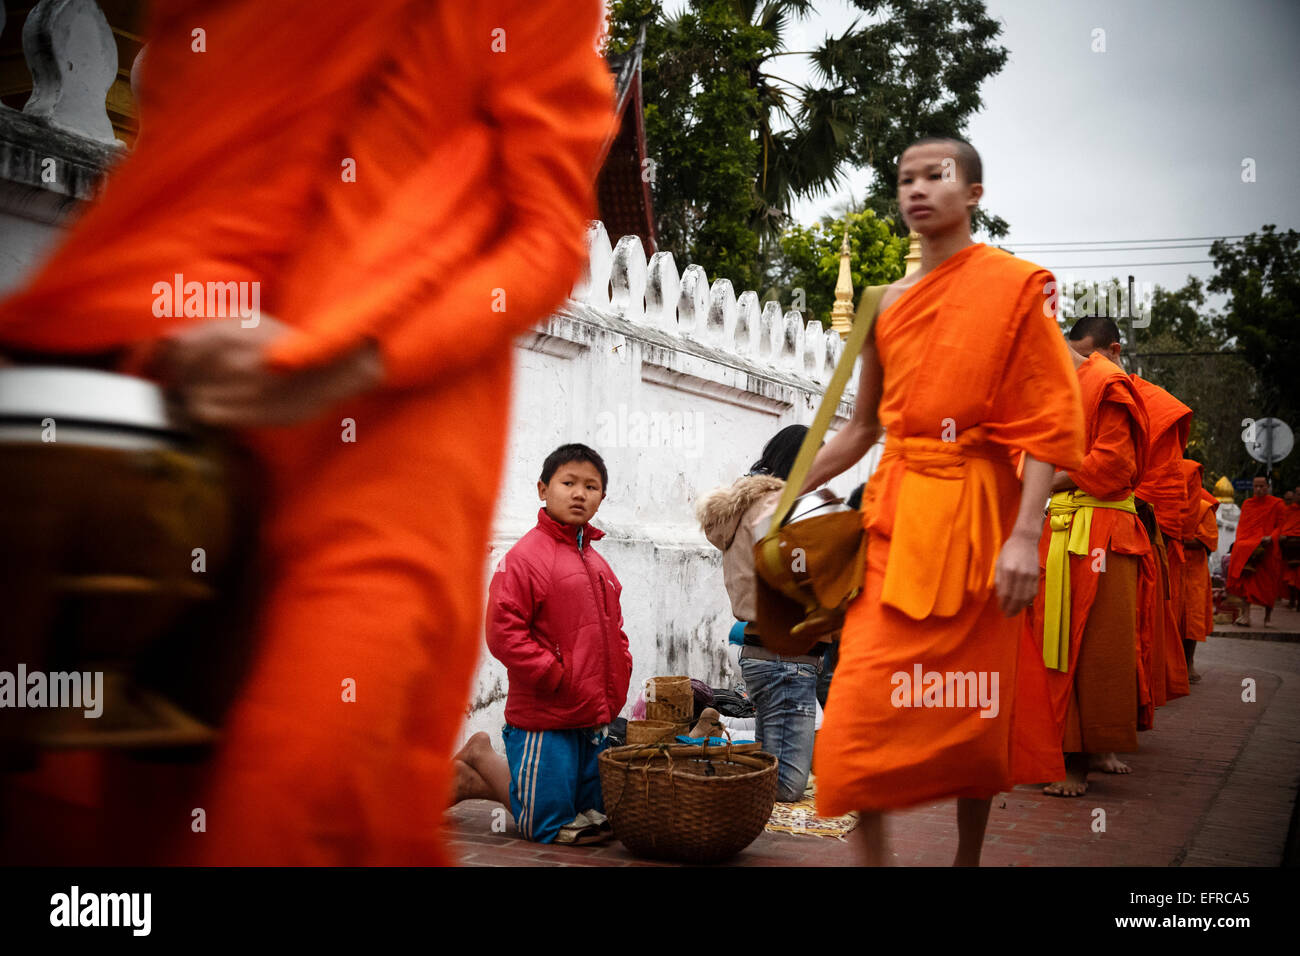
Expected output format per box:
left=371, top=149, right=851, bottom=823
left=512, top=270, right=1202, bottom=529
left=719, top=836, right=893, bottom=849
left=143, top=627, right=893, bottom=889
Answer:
left=1227, top=477, right=1286, bottom=628
left=1180, top=460, right=1218, bottom=681
left=802, top=137, right=1085, bottom=866
left=1278, top=489, right=1300, bottom=611
left=1030, top=317, right=1151, bottom=797
left=0, top=0, right=614, bottom=864
left=1127, top=373, right=1193, bottom=705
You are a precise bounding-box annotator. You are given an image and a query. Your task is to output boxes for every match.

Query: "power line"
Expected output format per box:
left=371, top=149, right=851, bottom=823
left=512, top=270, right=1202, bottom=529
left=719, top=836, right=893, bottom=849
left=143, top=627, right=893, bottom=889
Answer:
left=1000, top=234, right=1246, bottom=247
left=1041, top=259, right=1214, bottom=269
left=1014, top=244, right=1221, bottom=253
left=1129, top=351, right=1244, bottom=358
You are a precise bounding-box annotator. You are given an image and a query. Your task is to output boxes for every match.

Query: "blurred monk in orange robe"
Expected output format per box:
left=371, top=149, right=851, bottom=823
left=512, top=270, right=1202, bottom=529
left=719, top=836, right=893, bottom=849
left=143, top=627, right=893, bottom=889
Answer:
left=1180, top=460, right=1218, bottom=681
left=1278, top=490, right=1300, bottom=610
left=1227, top=477, right=1285, bottom=628
left=801, top=137, right=1084, bottom=866
left=1128, top=375, right=1193, bottom=704
left=1027, top=318, right=1151, bottom=797
left=0, top=0, right=614, bottom=864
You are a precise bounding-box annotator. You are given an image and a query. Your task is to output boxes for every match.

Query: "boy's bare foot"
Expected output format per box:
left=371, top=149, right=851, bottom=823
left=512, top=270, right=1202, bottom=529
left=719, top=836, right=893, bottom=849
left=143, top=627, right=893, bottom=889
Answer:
left=449, top=758, right=494, bottom=804
left=1044, top=754, right=1089, bottom=796
left=452, top=731, right=514, bottom=807
left=454, top=731, right=494, bottom=766
left=1089, top=752, right=1131, bottom=774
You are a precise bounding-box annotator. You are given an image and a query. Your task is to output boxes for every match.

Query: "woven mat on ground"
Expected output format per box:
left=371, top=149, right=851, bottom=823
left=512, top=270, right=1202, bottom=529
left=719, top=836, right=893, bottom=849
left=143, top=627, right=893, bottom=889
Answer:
left=765, top=780, right=859, bottom=839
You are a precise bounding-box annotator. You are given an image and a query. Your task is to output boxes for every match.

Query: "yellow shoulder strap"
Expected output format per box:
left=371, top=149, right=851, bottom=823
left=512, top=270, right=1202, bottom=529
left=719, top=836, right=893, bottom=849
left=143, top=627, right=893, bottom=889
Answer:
left=768, top=284, right=889, bottom=531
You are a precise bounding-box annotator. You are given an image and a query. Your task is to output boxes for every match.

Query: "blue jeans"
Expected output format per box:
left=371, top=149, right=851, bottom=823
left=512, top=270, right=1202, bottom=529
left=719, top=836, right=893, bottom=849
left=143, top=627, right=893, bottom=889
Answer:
left=740, top=658, right=818, bottom=802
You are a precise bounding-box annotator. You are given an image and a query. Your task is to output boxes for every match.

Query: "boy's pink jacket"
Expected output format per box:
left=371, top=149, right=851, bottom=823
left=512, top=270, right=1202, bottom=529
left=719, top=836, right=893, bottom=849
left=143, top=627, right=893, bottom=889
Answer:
left=487, top=508, right=633, bottom=730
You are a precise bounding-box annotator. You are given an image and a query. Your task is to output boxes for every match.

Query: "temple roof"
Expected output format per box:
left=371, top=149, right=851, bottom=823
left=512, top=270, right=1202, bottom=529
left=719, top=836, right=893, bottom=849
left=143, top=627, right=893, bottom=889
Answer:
left=596, top=24, right=656, bottom=258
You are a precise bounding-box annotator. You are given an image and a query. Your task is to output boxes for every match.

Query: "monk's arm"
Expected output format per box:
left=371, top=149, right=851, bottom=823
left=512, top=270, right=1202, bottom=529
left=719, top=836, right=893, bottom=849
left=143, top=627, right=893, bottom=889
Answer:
left=266, top=0, right=614, bottom=387
left=995, top=454, right=1054, bottom=616
left=1067, top=399, right=1137, bottom=499
left=799, top=335, right=883, bottom=493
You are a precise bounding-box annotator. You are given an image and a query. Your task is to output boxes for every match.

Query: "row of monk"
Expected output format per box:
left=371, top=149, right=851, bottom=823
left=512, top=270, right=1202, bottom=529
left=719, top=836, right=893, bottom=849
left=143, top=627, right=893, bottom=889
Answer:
left=783, top=135, right=1267, bottom=865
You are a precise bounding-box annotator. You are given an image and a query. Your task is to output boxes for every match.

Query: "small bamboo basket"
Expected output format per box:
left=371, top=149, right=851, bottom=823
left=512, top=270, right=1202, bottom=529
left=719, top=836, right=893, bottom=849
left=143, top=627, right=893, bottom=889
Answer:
left=644, top=675, right=693, bottom=725
left=625, top=719, right=677, bottom=746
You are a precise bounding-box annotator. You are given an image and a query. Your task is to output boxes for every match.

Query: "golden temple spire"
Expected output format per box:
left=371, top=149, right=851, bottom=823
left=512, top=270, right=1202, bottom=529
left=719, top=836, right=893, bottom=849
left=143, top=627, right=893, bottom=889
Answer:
left=904, top=230, right=922, bottom=276
left=830, top=226, right=855, bottom=340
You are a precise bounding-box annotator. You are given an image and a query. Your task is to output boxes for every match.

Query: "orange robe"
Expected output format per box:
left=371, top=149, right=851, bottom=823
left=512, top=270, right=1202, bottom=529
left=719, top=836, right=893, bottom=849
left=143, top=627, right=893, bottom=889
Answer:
left=1227, top=496, right=1285, bottom=607
left=0, top=0, right=614, bottom=864
left=1278, top=503, right=1300, bottom=589
left=1180, top=462, right=1217, bottom=642
left=1130, top=376, right=1191, bottom=702
left=814, top=244, right=1085, bottom=816
left=1027, top=354, right=1151, bottom=749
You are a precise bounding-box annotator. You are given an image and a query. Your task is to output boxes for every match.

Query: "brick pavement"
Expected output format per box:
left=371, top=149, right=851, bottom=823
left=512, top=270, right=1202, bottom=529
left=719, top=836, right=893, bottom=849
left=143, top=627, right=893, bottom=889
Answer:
left=445, top=635, right=1300, bottom=866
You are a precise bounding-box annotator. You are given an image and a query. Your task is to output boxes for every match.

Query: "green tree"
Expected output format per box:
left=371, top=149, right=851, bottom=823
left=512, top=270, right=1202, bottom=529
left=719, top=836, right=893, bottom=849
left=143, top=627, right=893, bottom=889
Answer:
left=606, top=0, right=1011, bottom=289
left=767, top=208, right=907, bottom=326
left=811, top=0, right=1011, bottom=238
left=1208, top=226, right=1300, bottom=428
left=1058, top=274, right=1263, bottom=488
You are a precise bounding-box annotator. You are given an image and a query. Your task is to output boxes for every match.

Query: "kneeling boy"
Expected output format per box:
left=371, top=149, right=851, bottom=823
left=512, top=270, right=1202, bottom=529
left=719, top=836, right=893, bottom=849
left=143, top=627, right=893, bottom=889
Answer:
left=486, top=443, right=632, bottom=844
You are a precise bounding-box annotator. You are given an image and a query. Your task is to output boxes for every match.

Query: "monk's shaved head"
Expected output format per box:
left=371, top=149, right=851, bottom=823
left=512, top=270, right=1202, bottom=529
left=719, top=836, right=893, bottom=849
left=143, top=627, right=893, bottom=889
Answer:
left=902, top=136, right=983, bottom=185
left=1068, top=316, right=1122, bottom=350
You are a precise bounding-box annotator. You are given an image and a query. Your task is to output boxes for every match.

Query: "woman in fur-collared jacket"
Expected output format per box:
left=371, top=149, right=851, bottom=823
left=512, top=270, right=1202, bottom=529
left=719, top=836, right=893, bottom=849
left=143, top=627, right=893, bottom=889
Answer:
left=696, top=425, right=826, bottom=802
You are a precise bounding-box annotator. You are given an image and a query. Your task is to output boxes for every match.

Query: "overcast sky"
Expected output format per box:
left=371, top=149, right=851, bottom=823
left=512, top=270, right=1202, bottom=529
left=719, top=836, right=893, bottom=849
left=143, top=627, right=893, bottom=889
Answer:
left=664, top=0, right=1300, bottom=296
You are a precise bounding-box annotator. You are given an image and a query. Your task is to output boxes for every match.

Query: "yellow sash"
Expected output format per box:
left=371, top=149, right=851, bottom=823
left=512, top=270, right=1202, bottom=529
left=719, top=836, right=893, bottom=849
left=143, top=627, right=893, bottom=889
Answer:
left=1042, top=490, right=1137, bottom=672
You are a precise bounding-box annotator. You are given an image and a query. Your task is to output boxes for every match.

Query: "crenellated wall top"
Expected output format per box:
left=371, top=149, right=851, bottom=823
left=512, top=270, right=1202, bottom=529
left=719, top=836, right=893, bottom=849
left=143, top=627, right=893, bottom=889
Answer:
left=568, top=220, right=854, bottom=398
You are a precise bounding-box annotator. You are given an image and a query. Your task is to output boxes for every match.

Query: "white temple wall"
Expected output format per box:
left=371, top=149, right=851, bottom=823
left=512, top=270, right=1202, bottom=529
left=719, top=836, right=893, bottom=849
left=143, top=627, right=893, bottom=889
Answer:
left=466, top=239, right=882, bottom=738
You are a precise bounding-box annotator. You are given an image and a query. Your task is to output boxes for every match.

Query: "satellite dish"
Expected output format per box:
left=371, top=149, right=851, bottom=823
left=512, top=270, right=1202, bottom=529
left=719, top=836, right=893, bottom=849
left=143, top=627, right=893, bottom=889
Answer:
left=1244, top=417, right=1293, bottom=465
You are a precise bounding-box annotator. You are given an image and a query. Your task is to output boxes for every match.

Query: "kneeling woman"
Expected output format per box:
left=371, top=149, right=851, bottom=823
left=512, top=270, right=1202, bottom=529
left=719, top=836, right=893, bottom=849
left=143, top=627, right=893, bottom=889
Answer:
left=696, top=425, right=829, bottom=802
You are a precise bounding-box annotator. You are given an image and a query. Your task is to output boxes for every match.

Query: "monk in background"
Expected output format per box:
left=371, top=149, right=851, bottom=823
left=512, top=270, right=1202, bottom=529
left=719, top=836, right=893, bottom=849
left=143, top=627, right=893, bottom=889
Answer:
left=1029, top=317, right=1151, bottom=797
left=802, top=137, right=1084, bottom=866
left=1180, top=460, right=1218, bottom=681
left=0, top=0, right=614, bottom=864
left=1279, top=489, right=1300, bottom=611
left=1227, top=477, right=1285, bottom=628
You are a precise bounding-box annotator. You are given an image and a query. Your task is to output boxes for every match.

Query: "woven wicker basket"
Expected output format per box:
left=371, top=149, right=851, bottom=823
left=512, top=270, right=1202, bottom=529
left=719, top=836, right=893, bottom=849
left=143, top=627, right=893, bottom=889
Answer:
left=598, top=743, right=777, bottom=863
left=625, top=719, right=677, bottom=746
left=644, top=675, right=694, bottom=725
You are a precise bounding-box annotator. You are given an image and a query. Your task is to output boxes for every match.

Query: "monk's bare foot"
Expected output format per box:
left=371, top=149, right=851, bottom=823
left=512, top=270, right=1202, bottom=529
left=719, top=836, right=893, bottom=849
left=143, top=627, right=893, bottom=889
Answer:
left=1089, top=752, right=1131, bottom=774
left=852, top=811, right=887, bottom=866
left=953, top=797, right=991, bottom=866
left=1188, top=668, right=1203, bottom=683
left=449, top=758, right=493, bottom=804
left=1044, top=754, right=1089, bottom=796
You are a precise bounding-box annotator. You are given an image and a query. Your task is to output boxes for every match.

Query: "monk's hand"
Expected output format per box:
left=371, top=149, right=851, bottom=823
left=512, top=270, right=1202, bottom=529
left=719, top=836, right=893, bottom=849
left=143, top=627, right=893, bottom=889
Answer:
left=154, top=316, right=384, bottom=427
left=995, top=530, right=1040, bottom=617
